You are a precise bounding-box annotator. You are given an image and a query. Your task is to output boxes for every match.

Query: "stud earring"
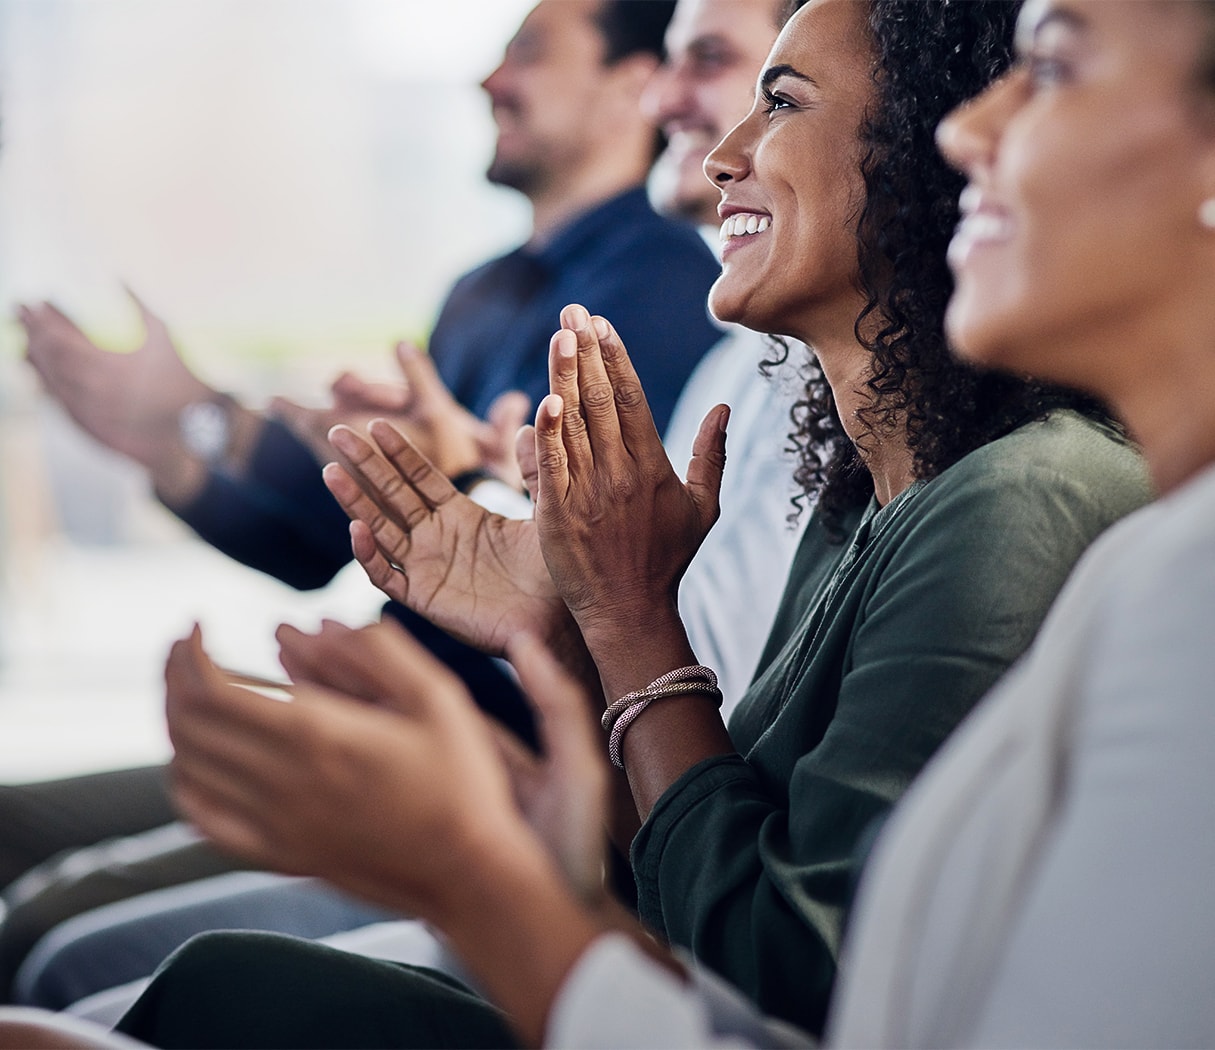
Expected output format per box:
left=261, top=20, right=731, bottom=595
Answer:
left=1200, top=198, right=1215, bottom=230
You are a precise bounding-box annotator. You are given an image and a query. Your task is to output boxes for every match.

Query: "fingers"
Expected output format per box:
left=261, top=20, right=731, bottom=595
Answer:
left=366, top=419, right=458, bottom=511
left=330, top=371, right=411, bottom=414
left=586, top=313, right=661, bottom=455
left=267, top=396, right=327, bottom=449
left=275, top=620, right=361, bottom=692
left=548, top=328, right=591, bottom=466
left=327, top=424, right=439, bottom=532
left=684, top=404, right=730, bottom=529
left=123, top=285, right=171, bottom=342
left=347, top=519, right=411, bottom=605
left=165, top=629, right=299, bottom=828
left=559, top=304, right=621, bottom=460
left=506, top=633, right=600, bottom=772
left=171, top=778, right=278, bottom=870
left=487, top=390, right=531, bottom=437
left=276, top=618, right=465, bottom=718
left=393, top=341, right=450, bottom=408
left=19, top=301, right=90, bottom=369
left=321, top=462, right=412, bottom=605
left=532, top=394, right=569, bottom=509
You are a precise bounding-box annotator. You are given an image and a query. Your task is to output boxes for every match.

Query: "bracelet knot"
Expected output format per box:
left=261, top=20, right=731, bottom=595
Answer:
left=602, top=665, right=722, bottom=770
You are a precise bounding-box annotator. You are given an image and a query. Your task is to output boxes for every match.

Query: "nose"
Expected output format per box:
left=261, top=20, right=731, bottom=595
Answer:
left=480, top=60, right=508, bottom=100
left=704, top=116, right=752, bottom=187
left=936, top=70, right=1016, bottom=176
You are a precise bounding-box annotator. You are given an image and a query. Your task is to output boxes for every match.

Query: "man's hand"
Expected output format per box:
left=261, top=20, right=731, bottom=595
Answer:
left=273, top=341, right=529, bottom=486
left=19, top=291, right=216, bottom=471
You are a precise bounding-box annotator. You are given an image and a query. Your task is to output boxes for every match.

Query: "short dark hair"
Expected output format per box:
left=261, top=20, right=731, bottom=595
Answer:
left=594, top=0, right=676, bottom=65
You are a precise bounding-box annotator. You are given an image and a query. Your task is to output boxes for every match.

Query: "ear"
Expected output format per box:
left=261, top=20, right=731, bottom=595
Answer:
left=606, top=52, right=663, bottom=113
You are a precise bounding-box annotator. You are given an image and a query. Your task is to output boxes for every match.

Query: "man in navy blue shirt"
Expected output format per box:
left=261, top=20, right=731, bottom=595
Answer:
left=6, top=0, right=720, bottom=998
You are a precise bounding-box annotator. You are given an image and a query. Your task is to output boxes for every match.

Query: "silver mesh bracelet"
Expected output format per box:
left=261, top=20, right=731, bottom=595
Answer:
left=603, top=665, right=722, bottom=770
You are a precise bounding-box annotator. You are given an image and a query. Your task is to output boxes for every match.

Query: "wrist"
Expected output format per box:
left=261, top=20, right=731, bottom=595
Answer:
left=177, top=393, right=238, bottom=466
left=578, top=606, right=697, bottom=703
left=435, top=824, right=604, bottom=1046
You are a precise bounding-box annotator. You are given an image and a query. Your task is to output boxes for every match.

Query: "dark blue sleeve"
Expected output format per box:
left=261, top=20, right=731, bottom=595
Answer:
left=169, top=419, right=354, bottom=590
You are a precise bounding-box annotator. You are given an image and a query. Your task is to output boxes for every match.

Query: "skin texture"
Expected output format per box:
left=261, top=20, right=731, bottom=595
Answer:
left=329, top=0, right=904, bottom=817
left=938, top=0, right=1215, bottom=494
left=704, top=0, right=917, bottom=504
left=323, top=422, right=577, bottom=663
left=642, top=0, right=784, bottom=225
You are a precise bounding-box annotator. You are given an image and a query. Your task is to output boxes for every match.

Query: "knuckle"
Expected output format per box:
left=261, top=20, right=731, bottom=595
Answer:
left=580, top=382, right=614, bottom=413
left=613, top=382, right=646, bottom=412
left=607, top=472, right=638, bottom=503
left=537, top=443, right=567, bottom=474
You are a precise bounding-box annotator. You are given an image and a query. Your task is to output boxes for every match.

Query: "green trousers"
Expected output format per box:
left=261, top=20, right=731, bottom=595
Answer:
left=116, top=930, right=519, bottom=1049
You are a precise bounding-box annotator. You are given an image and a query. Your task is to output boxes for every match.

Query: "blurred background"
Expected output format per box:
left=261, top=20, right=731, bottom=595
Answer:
left=0, top=0, right=536, bottom=779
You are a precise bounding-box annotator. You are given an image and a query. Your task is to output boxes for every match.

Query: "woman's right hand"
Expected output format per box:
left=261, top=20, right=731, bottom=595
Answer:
left=530, top=305, right=729, bottom=696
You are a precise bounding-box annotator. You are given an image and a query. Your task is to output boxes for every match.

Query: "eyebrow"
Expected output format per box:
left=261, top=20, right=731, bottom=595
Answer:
left=760, top=63, right=818, bottom=91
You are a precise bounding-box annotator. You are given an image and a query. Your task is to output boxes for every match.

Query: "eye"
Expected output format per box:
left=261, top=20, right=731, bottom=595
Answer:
left=761, top=87, right=795, bottom=115
left=1025, top=51, right=1071, bottom=88
left=687, top=43, right=733, bottom=77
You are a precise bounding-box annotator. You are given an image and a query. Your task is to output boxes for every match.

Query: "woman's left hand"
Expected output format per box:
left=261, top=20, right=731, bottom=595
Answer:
left=531, top=304, right=729, bottom=682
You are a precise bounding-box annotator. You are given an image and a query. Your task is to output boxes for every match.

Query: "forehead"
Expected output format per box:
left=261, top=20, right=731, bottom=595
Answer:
left=768, top=0, right=874, bottom=81
left=509, top=0, right=604, bottom=55
left=666, top=0, right=780, bottom=55
left=1017, top=0, right=1207, bottom=96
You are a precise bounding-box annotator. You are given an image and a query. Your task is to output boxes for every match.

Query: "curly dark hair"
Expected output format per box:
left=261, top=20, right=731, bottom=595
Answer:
left=772, top=0, right=1113, bottom=534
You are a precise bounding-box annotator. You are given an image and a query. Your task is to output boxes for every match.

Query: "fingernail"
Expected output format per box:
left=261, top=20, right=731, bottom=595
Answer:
left=593, top=317, right=609, bottom=340
left=328, top=426, right=356, bottom=453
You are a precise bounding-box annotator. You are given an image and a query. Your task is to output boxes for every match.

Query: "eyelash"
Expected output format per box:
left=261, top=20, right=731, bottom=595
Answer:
left=761, top=87, right=794, bottom=114
left=1024, top=52, right=1070, bottom=88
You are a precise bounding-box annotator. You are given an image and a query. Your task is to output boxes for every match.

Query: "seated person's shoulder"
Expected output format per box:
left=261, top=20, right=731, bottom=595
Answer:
left=929, top=410, right=1149, bottom=517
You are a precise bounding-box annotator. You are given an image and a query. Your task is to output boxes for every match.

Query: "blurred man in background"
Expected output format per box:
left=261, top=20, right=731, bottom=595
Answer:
left=2, top=0, right=723, bottom=1000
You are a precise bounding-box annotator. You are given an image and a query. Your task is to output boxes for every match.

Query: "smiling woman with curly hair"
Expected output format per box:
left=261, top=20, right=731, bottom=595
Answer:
left=779, top=0, right=1112, bottom=532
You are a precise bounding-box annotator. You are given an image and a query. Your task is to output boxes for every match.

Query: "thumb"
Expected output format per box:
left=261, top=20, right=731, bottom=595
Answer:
left=685, top=404, right=729, bottom=530
left=123, top=284, right=169, bottom=340
left=487, top=390, right=531, bottom=438
left=394, top=341, right=448, bottom=405
left=506, top=633, right=601, bottom=774
left=330, top=371, right=410, bottom=415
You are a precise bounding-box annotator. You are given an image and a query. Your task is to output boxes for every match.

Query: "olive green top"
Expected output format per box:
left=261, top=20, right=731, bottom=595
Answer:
left=632, top=410, right=1151, bottom=1037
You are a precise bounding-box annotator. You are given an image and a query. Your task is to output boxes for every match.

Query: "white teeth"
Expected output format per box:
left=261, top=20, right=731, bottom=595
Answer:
left=719, top=214, right=771, bottom=242
left=958, top=184, right=982, bottom=216
left=957, top=212, right=1011, bottom=240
